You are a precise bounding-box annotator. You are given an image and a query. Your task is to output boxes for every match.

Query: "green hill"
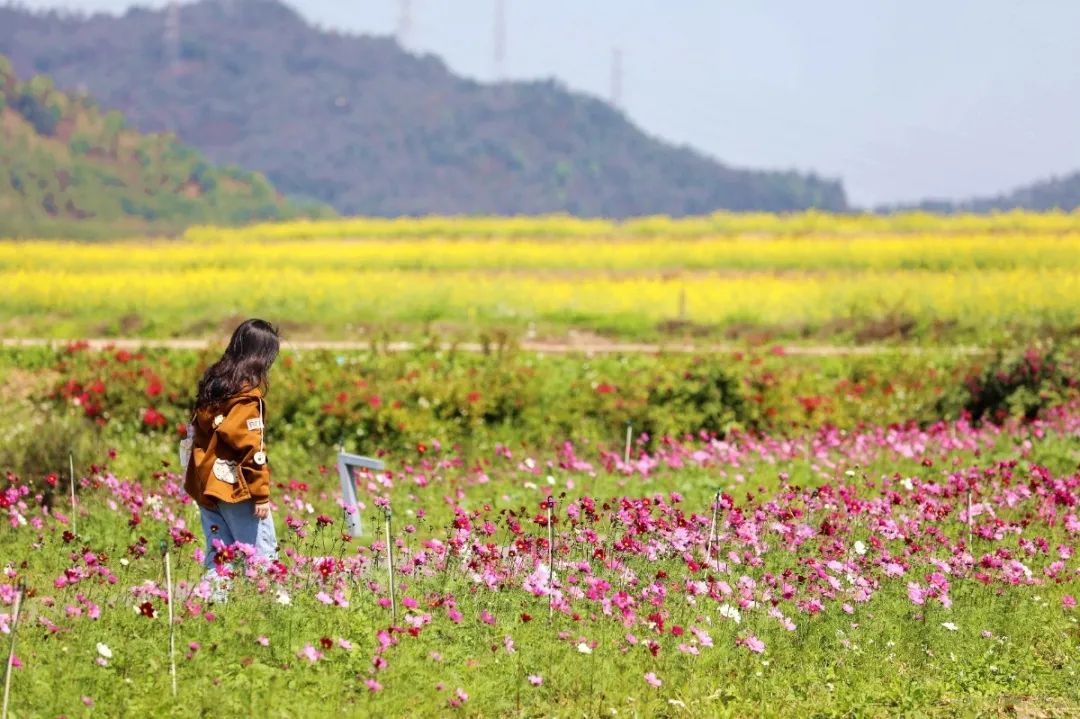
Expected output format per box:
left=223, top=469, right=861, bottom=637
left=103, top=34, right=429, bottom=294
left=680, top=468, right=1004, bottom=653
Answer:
left=0, top=1, right=847, bottom=218
left=0, top=54, right=327, bottom=238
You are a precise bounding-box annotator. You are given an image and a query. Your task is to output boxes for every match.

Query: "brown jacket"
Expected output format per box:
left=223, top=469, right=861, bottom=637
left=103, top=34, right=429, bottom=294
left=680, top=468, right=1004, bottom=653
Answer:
left=183, top=387, right=271, bottom=508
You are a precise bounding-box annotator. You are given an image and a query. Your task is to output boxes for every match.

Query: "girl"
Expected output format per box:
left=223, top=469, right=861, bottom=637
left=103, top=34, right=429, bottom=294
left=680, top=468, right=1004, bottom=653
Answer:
left=184, top=319, right=280, bottom=570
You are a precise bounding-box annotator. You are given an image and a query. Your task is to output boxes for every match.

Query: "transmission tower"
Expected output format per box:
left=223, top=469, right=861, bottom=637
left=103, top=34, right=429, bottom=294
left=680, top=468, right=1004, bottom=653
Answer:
left=398, top=0, right=413, bottom=48
left=493, top=0, right=506, bottom=80
left=164, top=0, right=181, bottom=71
left=610, top=46, right=623, bottom=109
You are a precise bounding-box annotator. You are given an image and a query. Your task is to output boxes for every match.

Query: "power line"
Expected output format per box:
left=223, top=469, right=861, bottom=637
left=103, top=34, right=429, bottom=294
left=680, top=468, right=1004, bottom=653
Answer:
left=493, top=0, right=506, bottom=80
left=397, top=0, right=412, bottom=48
left=164, top=0, right=180, bottom=71
left=611, top=46, right=623, bottom=109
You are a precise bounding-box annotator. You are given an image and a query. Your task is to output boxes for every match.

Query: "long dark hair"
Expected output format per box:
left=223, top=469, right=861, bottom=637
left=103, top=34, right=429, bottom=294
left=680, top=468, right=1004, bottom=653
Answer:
left=196, top=319, right=280, bottom=409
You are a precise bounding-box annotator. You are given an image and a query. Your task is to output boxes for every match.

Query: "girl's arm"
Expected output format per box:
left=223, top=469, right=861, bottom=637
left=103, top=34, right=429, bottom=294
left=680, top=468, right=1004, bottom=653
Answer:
left=216, top=397, right=271, bottom=505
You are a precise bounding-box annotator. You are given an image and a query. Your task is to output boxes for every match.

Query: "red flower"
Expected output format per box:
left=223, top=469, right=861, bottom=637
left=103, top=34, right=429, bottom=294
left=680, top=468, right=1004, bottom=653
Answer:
left=367, top=395, right=382, bottom=409
left=44, top=473, right=58, bottom=488
left=595, top=382, right=616, bottom=394
left=319, top=636, right=333, bottom=650
left=466, top=391, right=481, bottom=404
left=142, top=408, right=167, bottom=428
left=316, top=514, right=334, bottom=528
left=139, top=601, right=155, bottom=618
left=520, top=613, right=532, bottom=623
left=145, top=379, right=163, bottom=398
left=416, top=443, right=427, bottom=455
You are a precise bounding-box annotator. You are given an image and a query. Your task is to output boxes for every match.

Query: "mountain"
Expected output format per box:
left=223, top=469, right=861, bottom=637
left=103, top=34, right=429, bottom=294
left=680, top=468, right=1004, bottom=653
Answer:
left=883, top=173, right=1080, bottom=214
left=0, top=0, right=847, bottom=217
left=0, top=53, right=326, bottom=238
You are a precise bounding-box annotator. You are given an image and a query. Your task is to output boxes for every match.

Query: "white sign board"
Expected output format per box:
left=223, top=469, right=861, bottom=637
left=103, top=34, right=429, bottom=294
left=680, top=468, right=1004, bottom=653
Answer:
left=336, top=451, right=385, bottom=536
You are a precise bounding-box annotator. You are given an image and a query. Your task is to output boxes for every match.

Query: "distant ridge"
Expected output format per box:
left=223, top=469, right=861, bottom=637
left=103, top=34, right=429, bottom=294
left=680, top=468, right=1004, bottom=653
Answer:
left=883, top=172, right=1080, bottom=214
left=0, top=0, right=847, bottom=217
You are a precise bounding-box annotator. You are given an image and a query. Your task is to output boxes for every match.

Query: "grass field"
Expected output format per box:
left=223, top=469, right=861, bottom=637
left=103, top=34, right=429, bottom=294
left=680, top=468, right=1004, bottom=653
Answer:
left=2, top=399, right=1078, bottom=717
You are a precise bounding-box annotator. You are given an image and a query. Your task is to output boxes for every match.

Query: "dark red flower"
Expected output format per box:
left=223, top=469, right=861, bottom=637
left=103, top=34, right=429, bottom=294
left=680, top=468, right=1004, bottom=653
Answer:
left=319, top=636, right=333, bottom=650
left=139, top=601, right=155, bottom=618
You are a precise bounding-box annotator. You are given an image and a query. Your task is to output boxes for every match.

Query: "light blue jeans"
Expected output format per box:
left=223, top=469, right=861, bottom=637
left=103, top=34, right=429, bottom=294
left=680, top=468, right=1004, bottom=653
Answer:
left=199, top=500, right=278, bottom=569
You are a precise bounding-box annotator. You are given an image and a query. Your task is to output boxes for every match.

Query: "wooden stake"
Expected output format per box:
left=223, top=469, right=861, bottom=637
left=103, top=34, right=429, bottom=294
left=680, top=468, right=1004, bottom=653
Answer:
left=546, top=501, right=554, bottom=620
left=163, top=542, right=177, bottom=698
left=69, top=452, right=77, bottom=536
left=967, top=488, right=973, bottom=548
left=624, top=423, right=632, bottom=466
left=706, top=490, right=720, bottom=573
left=1, top=580, right=24, bottom=719
left=384, top=507, right=396, bottom=622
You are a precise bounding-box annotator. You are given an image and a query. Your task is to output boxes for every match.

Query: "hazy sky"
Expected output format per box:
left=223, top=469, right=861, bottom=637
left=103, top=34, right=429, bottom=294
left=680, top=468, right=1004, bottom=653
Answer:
left=18, top=0, right=1080, bottom=206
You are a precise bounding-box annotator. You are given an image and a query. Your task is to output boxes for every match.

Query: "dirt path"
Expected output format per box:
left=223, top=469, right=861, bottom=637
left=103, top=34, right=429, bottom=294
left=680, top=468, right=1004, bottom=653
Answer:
left=0, top=337, right=987, bottom=356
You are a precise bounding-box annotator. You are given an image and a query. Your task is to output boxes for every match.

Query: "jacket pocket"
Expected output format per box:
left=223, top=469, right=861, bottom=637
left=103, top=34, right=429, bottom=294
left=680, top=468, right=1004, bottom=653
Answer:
left=212, top=458, right=239, bottom=484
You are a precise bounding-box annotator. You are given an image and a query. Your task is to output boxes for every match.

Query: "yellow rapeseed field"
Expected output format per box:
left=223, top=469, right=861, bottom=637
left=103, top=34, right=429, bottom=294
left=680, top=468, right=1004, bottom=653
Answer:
left=3, top=211, right=1079, bottom=340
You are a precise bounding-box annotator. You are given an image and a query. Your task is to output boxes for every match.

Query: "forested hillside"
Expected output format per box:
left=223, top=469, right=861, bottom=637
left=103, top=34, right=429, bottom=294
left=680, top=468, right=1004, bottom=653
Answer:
left=0, top=0, right=848, bottom=217
left=0, top=54, right=325, bottom=237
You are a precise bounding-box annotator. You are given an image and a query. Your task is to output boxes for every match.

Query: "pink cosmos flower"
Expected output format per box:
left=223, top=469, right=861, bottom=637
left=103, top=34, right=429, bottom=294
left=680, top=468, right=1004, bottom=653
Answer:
left=644, top=672, right=662, bottom=688
left=907, top=582, right=926, bottom=606
left=744, top=636, right=765, bottom=654
left=298, top=644, right=323, bottom=663
left=365, top=679, right=383, bottom=692
left=527, top=675, right=543, bottom=686
left=256, top=636, right=270, bottom=646
left=1063, top=595, right=1076, bottom=609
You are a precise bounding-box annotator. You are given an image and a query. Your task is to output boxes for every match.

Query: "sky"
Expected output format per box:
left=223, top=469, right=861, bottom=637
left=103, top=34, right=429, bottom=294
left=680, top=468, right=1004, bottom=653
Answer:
left=18, top=0, right=1080, bottom=206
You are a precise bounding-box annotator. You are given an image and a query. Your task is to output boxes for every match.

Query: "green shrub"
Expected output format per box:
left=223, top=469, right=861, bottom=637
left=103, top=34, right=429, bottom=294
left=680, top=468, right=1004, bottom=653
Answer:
left=956, top=345, right=1077, bottom=423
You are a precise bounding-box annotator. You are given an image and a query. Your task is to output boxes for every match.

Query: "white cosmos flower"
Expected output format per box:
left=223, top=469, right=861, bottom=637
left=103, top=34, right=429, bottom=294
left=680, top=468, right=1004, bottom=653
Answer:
left=96, top=643, right=113, bottom=658
left=576, top=642, right=592, bottom=654
left=276, top=590, right=292, bottom=606
left=718, top=604, right=742, bottom=624
left=853, top=541, right=867, bottom=556
left=941, top=622, right=958, bottom=631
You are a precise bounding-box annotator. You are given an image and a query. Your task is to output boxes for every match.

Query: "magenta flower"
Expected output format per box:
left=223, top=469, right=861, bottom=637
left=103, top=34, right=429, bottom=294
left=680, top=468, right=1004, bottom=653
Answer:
left=644, top=672, right=662, bottom=688
left=1063, top=595, right=1076, bottom=609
